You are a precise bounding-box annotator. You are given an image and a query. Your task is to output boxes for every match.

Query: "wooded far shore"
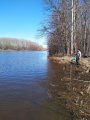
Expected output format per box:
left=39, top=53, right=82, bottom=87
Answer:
left=0, top=38, right=46, bottom=51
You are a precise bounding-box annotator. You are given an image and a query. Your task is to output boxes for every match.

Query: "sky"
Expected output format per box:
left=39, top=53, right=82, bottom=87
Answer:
left=0, top=0, right=46, bottom=47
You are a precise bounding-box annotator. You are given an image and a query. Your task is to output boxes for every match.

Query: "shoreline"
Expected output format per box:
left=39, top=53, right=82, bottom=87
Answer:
left=49, top=56, right=90, bottom=119
left=49, top=56, right=90, bottom=73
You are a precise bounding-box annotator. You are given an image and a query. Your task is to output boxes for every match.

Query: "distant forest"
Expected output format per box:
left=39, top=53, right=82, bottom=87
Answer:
left=42, top=0, right=90, bottom=57
left=0, top=38, right=45, bottom=51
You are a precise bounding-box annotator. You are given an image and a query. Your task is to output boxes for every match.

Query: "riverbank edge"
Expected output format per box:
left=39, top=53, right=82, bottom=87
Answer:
left=49, top=56, right=90, bottom=73
left=49, top=56, right=90, bottom=119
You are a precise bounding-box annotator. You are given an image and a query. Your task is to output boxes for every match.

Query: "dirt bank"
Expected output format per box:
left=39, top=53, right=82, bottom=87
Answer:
left=49, top=56, right=90, bottom=73
left=49, top=56, right=90, bottom=119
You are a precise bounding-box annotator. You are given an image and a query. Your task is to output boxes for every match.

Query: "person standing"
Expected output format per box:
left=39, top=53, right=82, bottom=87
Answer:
left=76, top=50, right=81, bottom=65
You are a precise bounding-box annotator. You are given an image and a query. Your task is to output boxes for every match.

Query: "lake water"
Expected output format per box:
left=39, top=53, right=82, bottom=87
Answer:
left=0, top=51, right=72, bottom=120
left=0, top=51, right=89, bottom=120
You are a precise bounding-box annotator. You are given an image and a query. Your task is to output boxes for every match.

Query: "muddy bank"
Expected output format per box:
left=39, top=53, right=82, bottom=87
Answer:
left=49, top=75, right=90, bottom=120
left=49, top=56, right=90, bottom=73
left=48, top=56, right=90, bottom=120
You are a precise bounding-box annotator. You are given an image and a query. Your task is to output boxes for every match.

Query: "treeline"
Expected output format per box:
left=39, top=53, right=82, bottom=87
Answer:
left=0, top=38, right=44, bottom=51
left=42, top=0, right=90, bottom=57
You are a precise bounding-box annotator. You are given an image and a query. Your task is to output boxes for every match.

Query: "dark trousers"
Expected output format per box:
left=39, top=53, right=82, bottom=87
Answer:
left=76, top=56, right=79, bottom=65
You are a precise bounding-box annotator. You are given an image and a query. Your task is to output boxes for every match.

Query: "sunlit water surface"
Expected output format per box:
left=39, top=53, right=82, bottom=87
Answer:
left=1, top=51, right=88, bottom=120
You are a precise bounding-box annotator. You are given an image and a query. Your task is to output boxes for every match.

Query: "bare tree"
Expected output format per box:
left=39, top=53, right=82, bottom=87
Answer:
left=0, top=38, right=44, bottom=51
left=41, top=0, right=90, bottom=56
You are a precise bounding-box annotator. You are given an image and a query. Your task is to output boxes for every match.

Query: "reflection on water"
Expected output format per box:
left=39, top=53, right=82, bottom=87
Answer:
left=0, top=51, right=90, bottom=120
left=48, top=62, right=90, bottom=120
left=0, top=51, right=71, bottom=120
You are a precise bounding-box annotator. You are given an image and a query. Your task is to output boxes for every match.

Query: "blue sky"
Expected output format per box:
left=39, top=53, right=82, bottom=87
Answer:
left=0, top=0, right=46, bottom=46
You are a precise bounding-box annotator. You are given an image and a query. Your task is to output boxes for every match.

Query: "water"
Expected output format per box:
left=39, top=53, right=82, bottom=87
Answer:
left=0, top=51, right=89, bottom=120
left=48, top=62, right=90, bottom=120
left=0, top=51, right=71, bottom=120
